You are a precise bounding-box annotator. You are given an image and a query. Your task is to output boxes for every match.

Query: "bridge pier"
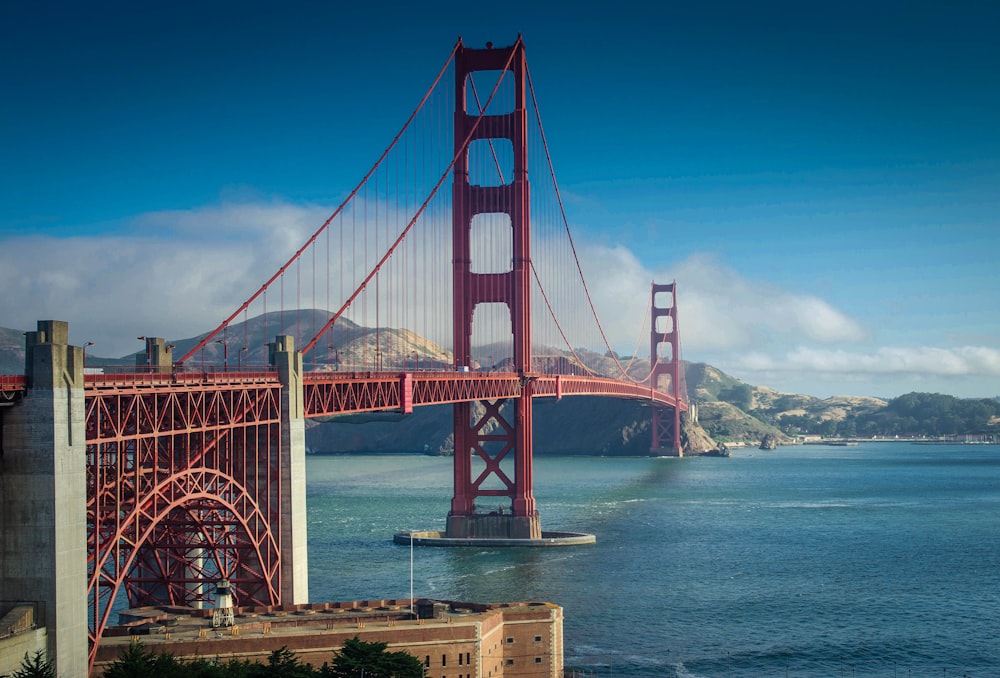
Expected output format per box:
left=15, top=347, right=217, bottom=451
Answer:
left=0, top=321, right=87, bottom=678
left=269, top=336, right=309, bottom=604
left=446, top=513, right=541, bottom=540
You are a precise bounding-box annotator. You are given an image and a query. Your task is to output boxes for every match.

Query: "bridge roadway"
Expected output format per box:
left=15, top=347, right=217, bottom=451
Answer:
left=2, top=369, right=684, bottom=417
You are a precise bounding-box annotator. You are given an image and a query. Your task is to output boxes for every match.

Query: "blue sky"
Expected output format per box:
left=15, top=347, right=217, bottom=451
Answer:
left=2, top=0, right=998, bottom=399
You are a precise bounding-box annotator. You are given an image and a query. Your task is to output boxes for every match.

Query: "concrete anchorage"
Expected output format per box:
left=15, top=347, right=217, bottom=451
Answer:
left=0, top=321, right=87, bottom=678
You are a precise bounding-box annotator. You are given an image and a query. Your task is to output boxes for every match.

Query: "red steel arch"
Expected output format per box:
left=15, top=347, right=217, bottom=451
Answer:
left=85, top=375, right=284, bottom=667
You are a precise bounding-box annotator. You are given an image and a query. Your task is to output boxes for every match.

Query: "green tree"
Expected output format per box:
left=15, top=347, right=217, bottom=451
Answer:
left=9, top=650, right=55, bottom=678
left=719, top=383, right=753, bottom=411
left=248, top=647, right=316, bottom=678
left=102, top=640, right=202, bottom=678
left=322, top=636, right=423, bottom=678
left=819, top=419, right=837, bottom=437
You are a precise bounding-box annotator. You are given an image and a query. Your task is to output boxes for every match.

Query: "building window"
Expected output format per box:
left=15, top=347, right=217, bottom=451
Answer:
left=466, top=652, right=471, bottom=665
left=442, top=654, right=447, bottom=666
left=459, top=653, right=463, bottom=666
left=506, top=637, right=515, bottom=644
left=425, top=656, right=430, bottom=667
left=506, top=659, right=514, bottom=665
left=535, top=657, right=543, bottom=664
left=534, top=635, right=542, bottom=642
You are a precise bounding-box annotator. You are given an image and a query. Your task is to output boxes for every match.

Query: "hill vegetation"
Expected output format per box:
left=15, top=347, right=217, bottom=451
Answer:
left=687, top=361, right=1000, bottom=442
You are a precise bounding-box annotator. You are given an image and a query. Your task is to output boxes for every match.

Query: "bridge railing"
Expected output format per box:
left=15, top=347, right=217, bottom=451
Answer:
left=83, top=365, right=279, bottom=388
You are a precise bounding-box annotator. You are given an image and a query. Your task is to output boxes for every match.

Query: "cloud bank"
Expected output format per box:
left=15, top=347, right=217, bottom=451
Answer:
left=2, top=199, right=996, bottom=398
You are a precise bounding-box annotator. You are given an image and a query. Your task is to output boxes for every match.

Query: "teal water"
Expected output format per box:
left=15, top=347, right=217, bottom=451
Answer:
left=305, top=444, right=1000, bottom=677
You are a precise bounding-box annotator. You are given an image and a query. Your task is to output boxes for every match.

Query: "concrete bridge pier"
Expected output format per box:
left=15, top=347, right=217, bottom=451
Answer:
left=0, top=321, right=87, bottom=677
left=269, top=335, right=309, bottom=604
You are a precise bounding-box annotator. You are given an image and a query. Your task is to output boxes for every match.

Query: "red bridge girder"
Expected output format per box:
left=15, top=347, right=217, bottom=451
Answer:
left=302, top=372, right=524, bottom=416
left=302, top=371, right=683, bottom=418
left=84, top=375, right=284, bottom=669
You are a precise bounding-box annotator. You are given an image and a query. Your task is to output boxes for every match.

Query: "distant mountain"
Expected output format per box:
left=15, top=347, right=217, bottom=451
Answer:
left=4, top=320, right=995, bottom=451
left=684, top=362, right=888, bottom=444
left=0, top=325, right=133, bottom=373
left=685, top=361, right=999, bottom=442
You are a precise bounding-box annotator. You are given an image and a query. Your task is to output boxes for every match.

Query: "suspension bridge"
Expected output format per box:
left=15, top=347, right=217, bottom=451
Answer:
left=0, top=37, right=686, bottom=675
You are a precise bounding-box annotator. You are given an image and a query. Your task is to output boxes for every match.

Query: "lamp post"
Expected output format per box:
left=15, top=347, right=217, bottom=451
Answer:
left=83, top=341, right=94, bottom=368
left=328, top=345, right=342, bottom=371
left=239, top=346, right=248, bottom=371
left=214, top=340, right=228, bottom=372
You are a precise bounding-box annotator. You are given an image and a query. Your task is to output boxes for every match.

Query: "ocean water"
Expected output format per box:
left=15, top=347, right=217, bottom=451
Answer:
left=304, top=443, right=1000, bottom=677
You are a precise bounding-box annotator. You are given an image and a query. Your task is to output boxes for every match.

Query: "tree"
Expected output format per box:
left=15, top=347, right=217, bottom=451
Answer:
left=248, top=647, right=316, bottom=678
left=322, top=636, right=423, bottom=678
left=9, top=650, right=55, bottom=678
left=101, top=640, right=190, bottom=678
left=719, top=384, right=753, bottom=411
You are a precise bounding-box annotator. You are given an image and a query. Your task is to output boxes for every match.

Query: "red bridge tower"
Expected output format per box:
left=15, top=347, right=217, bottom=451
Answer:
left=447, top=37, right=540, bottom=539
left=650, top=282, right=683, bottom=456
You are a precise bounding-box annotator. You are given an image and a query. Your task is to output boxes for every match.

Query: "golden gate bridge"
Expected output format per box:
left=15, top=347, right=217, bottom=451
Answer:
left=0, top=37, right=686, bottom=674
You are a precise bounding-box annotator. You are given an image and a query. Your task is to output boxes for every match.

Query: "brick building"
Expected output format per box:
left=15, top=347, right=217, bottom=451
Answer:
left=93, top=598, right=563, bottom=677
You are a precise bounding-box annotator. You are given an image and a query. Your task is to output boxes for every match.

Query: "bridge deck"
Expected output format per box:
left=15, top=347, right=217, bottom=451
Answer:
left=0, top=369, right=683, bottom=416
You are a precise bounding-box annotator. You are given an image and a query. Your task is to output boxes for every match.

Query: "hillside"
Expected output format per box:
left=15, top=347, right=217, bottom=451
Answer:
left=4, top=321, right=994, bottom=452
left=683, top=362, right=890, bottom=444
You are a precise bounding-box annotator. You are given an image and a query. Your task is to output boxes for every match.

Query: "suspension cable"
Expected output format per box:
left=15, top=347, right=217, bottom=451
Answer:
left=177, top=39, right=463, bottom=366
left=525, top=64, right=652, bottom=383
left=301, top=38, right=521, bottom=356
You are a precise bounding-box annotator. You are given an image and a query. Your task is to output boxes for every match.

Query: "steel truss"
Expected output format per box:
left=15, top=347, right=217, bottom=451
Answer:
left=303, top=373, right=523, bottom=416
left=85, top=378, right=284, bottom=667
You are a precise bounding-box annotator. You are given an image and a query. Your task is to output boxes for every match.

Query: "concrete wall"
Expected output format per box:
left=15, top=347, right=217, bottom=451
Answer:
left=0, top=321, right=88, bottom=677
left=0, top=628, right=48, bottom=677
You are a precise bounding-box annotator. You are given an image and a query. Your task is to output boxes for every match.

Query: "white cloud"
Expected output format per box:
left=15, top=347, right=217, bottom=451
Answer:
left=741, top=345, right=1000, bottom=377
left=0, top=201, right=328, bottom=356
left=5, top=199, right=994, bottom=400
left=569, top=248, right=867, bottom=353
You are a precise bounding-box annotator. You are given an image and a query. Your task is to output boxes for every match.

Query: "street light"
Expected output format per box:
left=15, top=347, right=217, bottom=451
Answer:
left=83, top=341, right=94, bottom=368
left=214, top=340, right=228, bottom=372
left=238, top=346, right=248, bottom=370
